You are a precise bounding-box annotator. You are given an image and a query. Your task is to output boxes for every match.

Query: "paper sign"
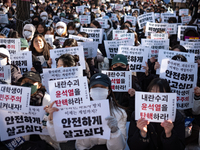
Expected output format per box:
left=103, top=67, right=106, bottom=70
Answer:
left=118, top=46, right=148, bottom=72
left=45, top=34, right=54, bottom=47
left=124, top=16, right=137, bottom=26
left=69, top=35, right=93, bottom=42
left=177, top=25, right=197, bottom=41
left=76, top=6, right=85, bottom=14
left=156, top=50, right=195, bottom=74
left=10, top=51, right=32, bottom=74
left=161, top=13, right=176, bottom=23
left=0, top=38, right=21, bottom=54
left=0, top=84, right=31, bottom=112
left=0, top=66, right=11, bottom=84
left=160, top=59, right=197, bottom=109
left=50, top=46, right=85, bottom=69
left=179, top=9, right=189, bottom=16
left=112, top=29, right=128, bottom=40
left=55, top=36, right=68, bottom=46
left=0, top=14, right=8, bottom=24
left=95, top=18, right=108, bottom=29
left=102, top=71, right=132, bottom=92
left=145, top=22, right=167, bottom=36
left=53, top=100, right=110, bottom=141
left=104, top=39, right=133, bottom=59
left=0, top=27, right=10, bottom=37
left=135, top=91, right=177, bottom=123
left=80, top=27, right=103, bottom=44
left=137, top=12, right=155, bottom=29
left=115, top=4, right=123, bottom=10
left=43, top=66, right=83, bottom=93
left=166, top=24, right=177, bottom=35
left=0, top=106, right=49, bottom=141
left=181, top=16, right=191, bottom=24
left=79, top=15, right=91, bottom=24
left=151, top=33, right=168, bottom=39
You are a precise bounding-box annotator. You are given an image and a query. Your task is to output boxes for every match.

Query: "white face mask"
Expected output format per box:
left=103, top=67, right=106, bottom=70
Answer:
left=73, top=14, right=78, bottom=18
left=96, top=13, right=100, bottom=17
left=30, top=14, right=34, bottom=17
left=68, top=30, right=75, bottom=34
left=90, top=87, right=108, bottom=101
left=57, top=13, right=61, bottom=16
left=57, top=28, right=64, bottom=35
left=24, top=31, right=32, bottom=39
left=75, top=23, right=80, bottom=28
left=41, top=16, right=47, bottom=21
left=12, top=6, right=16, bottom=9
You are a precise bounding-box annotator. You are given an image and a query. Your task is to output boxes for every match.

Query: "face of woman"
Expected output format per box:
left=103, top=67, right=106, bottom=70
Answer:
left=37, top=25, right=45, bottom=33
left=57, top=59, right=64, bottom=68
left=173, top=48, right=181, bottom=52
left=150, top=86, right=162, bottom=93
left=33, top=36, right=44, bottom=53
left=90, top=23, right=97, bottom=28
left=90, top=84, right=109, bottom=100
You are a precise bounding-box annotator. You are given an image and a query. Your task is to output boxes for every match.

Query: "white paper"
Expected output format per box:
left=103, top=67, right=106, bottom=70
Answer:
left=77, top=41, right=98, bottom=58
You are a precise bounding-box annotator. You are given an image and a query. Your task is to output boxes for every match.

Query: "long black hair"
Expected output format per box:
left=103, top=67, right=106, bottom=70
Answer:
left=147, top=78, right=171, bottom=93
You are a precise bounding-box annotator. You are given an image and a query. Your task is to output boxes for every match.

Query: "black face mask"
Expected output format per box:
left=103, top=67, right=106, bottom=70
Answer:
left=113, top=66, right=127, bottom=71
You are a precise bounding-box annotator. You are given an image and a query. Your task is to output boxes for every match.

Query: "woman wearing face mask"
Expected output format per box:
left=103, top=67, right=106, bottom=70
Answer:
left=40, top=11, right=48, bottom=23
left=128, top=78, right=185, bottom=150
left=23, top=24, right=36, bottom=44
left=67, top=22, right=78, bottom=35
left=46, top=73, right=127, bottom=150
left=55, top=21, right=68, bottom=37
left=74, top=18, right=81, bottom=31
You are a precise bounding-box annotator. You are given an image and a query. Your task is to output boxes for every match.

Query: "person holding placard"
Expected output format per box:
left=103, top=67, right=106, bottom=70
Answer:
left=110, top=54, right=142, bottom=121
left=46, top=73, right=127, bottom=150
left=128, top=78, right=185, bottom=150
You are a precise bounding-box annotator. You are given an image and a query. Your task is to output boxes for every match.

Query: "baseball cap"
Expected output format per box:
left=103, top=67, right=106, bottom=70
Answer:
left=90, top=73, right=111, bottom=88
left=111, top=54, right=128, bottom=66
left=19, top=71, right=41, bottom=83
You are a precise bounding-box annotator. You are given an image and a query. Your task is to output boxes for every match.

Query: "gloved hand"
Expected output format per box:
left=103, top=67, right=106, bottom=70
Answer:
left=105, top=116, right=119, bottom=133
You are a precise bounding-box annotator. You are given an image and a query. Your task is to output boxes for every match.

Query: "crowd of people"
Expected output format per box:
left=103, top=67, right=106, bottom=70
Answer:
left=0, top=0, right=200, bottom=150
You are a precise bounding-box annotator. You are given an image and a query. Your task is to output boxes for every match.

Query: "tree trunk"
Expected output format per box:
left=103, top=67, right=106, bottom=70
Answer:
left=16, top=0, right=30, bottom=36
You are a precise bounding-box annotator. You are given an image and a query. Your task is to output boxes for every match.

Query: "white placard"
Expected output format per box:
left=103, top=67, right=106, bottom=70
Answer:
left=76, top=6, right=85, bottom=14
left=124, top=16, right=137, bottom=26
left=141, top=39, right=169, bottom=58
left=50, top=46, right=85, bottom=69
left=79, top=15, right=91, bottom=24
left=55, top=36, right=68, bottom=46
left=0, top=106, right=49, bottom=141
left=45, top=34, right=54, bottom=47
left=180, top=41, right=200, bottom=60
left=173, top=0, right=186, bottom=2
left=0, top=66, right=11, bottom=84
left=181, top=16, right=192, bottom=24
left=10, top=51, right=32, bottom=74
left=151, top=33, right=168, bottom=39
left=112, top=29, right=128, bottom=40
left=60, top=18, right=73, bottom=24
left=49, top=76, right=90, bottom=107
left=137, top=12, right=155, bottom=29
left=135, top=91, right=177, bottom=123
left=0, top=84, right=31, bottom=113
left=179, top=9, right=189, bottom=16
left=115, top=4, right=123, bottom=10
left=160, top=59, right=197, bottom=109
left=53, top=100, right=111, bottom=141
left=80, top=27, right=103, bottom=44
left=118, top=46, right=148, bottom=72
left=166, top=24, right=177, bottom=35
left=0, top=14, right=8, bottom=24
left=69, top=35, right=93, bottom=42
left=145, top=22, right=168, bottom=36
left=104, top=39, right=133, bottom=59
left=177, top=25, right=197, bottom=41
left=0, top=27, right=10, bottom=37
left=43, top=66, right=83, bottom=93
left=161, top=13, right=176, bottom=23
left=95, top=18, right=108, bottom=29
left=77, top=41, right=98, bottom=58
left=156, top=50, right=195, bottom=74
left=102, top=71, right=132, bottom=92
left=0, top=38, right=21, bottom=54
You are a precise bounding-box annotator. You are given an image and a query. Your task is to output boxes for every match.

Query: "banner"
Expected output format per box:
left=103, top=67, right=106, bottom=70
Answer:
left=160, top=59, right=197, bottom=109
left=104, top=39, right=133, bottom=59
left=10, top=51, right=32, bottom=74
left=135, top=91, right=177, bottom=123
left=53, top=100, right=110, bottom=141
left=102, top=71, right=132, bottom=92
left=118, top=46, right=148, bottom=72
left=50, top=46, right=85, bottom=69
left=0, top=106, right=49, bottom=141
